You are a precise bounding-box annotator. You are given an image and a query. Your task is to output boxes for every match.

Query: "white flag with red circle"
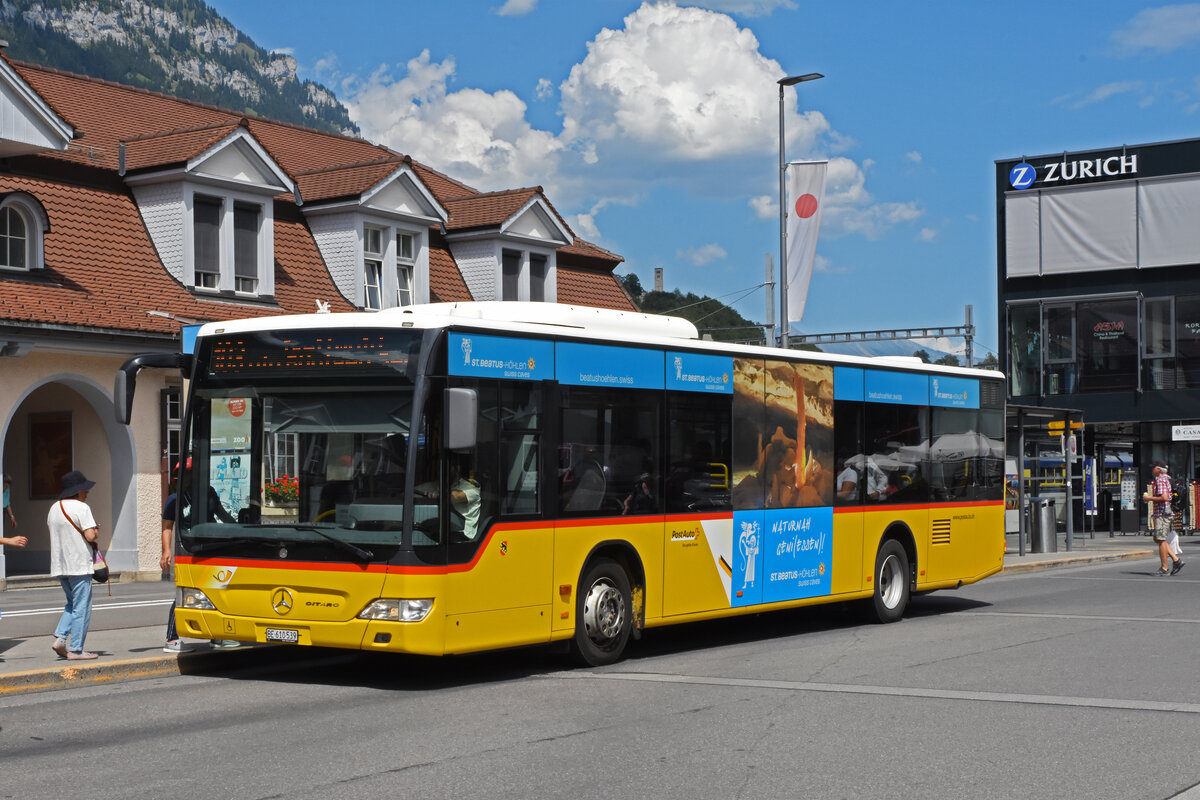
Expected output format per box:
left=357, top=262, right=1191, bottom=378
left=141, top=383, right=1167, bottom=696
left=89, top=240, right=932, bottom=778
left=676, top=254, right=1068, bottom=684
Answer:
left=785, top=160, right=827, bottom=327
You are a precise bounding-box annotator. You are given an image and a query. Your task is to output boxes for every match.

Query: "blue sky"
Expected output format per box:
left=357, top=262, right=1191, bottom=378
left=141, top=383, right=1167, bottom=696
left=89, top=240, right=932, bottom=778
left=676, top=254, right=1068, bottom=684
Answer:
left=207, top=0, right=1200, bottom=361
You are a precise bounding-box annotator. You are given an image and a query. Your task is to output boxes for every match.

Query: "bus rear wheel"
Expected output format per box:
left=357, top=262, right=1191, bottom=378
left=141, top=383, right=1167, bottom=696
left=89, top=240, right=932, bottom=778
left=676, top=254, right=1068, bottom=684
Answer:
left=570, top=558, right=632, bottom=666
left=867, top=539, right=910, bottom=623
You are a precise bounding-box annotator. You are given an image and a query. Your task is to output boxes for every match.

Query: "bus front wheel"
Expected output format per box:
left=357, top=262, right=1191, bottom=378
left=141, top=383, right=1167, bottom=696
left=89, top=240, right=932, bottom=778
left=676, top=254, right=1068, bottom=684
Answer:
left=867, top=539, right=910, bottom=623
left=570, top=558, right=632, bottom=666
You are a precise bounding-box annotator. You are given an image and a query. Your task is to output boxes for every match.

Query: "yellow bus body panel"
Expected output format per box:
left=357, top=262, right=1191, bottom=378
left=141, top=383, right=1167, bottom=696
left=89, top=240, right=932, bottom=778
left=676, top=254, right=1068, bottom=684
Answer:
left=174, top=501, right=1002, bottom=656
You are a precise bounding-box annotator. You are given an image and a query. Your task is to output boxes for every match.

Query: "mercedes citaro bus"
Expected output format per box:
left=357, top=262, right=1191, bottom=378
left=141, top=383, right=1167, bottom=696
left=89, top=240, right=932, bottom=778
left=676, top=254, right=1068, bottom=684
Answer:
left=117, top=302, right=1005, bottom=665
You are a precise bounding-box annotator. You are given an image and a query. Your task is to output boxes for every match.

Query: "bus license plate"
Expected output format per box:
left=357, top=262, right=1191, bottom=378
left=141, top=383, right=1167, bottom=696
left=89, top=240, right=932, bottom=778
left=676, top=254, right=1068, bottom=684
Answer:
left=265, top=628, right=299, bottom=643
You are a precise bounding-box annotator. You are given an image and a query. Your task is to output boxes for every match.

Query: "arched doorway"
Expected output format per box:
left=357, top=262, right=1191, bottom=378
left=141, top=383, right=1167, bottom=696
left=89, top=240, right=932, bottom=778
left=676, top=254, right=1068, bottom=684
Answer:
left=1, top=374, right=135, bottom=578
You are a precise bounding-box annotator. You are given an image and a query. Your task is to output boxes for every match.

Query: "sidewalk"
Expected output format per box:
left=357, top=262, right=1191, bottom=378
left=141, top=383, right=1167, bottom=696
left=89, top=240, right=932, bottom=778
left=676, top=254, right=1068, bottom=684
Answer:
left=0, top=533, right=1161, bottom=697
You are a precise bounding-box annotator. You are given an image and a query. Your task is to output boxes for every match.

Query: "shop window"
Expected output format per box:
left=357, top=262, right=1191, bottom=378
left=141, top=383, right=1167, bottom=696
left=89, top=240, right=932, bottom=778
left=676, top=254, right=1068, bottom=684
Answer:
left=1008, top=305, right=1041, bottom=397
left=1077, top=299, right=1137, bottom=392
left=1044, top=305, right=1076, bottom=395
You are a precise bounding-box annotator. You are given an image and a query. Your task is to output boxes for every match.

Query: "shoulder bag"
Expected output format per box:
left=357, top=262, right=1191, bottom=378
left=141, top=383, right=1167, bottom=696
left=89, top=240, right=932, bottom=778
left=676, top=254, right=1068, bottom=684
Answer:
left=59, top=500, right=108, bottom=583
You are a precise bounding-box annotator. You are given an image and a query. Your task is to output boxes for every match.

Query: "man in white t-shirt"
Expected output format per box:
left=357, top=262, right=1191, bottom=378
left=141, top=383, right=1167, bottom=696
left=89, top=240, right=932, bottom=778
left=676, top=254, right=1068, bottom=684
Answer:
left=47, top=470, right=101, bottom=660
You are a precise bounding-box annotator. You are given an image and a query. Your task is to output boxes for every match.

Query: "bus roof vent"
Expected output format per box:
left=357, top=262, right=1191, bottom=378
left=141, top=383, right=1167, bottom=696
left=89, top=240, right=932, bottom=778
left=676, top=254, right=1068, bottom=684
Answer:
left=393, top=301, right=700, bottom=341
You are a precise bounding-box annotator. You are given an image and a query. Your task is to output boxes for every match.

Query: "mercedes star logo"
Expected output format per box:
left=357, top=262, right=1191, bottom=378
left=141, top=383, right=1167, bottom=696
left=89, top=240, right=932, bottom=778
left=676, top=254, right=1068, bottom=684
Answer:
left=271, top=588, right=294, bottom=616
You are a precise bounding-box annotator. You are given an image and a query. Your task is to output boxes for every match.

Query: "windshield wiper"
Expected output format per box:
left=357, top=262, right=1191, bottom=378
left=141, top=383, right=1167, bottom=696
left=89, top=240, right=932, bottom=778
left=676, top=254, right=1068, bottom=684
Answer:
left=298, top=526, right=374, bottom=561
left=243, top=523, right=374, bottom=562
left=186, top=537, right=281, bottom=554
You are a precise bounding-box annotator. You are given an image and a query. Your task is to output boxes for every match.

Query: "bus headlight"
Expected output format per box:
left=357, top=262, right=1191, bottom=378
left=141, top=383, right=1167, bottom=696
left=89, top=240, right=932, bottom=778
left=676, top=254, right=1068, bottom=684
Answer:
left=178, top=587, right=216, bottom=610
left=357, top=598, right=433, bottom=622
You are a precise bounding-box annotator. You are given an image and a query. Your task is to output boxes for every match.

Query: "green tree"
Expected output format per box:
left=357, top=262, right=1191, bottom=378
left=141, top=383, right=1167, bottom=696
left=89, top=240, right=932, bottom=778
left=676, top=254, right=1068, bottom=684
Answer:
left=619, top=272, right=645, bottom=301
left=912, top=349, right=931, bottom=363
left=978, top=352, right=1000, bottom=370
left=934, top=353, right=961, bottom=367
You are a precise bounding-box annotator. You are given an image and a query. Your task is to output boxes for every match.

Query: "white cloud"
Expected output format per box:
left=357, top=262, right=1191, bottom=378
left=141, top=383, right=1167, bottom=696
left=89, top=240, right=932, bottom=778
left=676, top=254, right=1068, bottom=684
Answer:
left=1113, top=3, right=1200, bottom=54
left=749, top=194, right=776, bottom=219
left=905, top=151, right=922, bottom=164
left=918, top=227, right=937, bottom=242
left=685, top=0, right=798, bottom=16
left=820, top=157, right=923, bottom=239
left=345, top=50, right=563, bottom=193
left=495, top=0, right=538, bottom=17
left=679, top=242, right=728, bottom=265
left=559, top=3, right=828, bottom=162
left=342, top=3, right=911, bottom=248
left=1058, top=80, right=1145, bottom=109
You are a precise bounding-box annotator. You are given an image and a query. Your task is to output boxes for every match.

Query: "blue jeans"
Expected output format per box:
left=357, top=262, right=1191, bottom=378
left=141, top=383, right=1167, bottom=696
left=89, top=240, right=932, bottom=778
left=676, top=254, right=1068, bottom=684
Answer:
left=166, top=599, right=177, bottom=641
left=54, top=574, right=93, bottom=653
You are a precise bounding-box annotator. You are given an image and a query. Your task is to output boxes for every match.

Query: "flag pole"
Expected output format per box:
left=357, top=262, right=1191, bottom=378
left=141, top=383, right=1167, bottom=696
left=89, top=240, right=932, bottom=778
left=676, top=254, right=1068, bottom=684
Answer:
left=777, top=73, right=823, bottom=349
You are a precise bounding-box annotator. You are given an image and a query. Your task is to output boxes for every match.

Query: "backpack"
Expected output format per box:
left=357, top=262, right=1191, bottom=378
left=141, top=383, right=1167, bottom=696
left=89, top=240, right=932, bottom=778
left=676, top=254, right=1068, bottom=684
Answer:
left=1171, top=479, right=1187, bottom=514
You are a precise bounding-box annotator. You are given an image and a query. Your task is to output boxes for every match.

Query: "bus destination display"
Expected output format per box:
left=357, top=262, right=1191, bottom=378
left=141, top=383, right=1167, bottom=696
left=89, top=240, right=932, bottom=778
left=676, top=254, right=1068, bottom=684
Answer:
left=207, top=330, right=417, bottom=378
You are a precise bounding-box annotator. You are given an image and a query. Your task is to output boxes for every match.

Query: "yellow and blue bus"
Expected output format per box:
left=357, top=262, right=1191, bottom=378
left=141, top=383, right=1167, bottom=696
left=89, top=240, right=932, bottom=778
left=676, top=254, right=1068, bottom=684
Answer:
left=117, top=302, right=1006, bottom=665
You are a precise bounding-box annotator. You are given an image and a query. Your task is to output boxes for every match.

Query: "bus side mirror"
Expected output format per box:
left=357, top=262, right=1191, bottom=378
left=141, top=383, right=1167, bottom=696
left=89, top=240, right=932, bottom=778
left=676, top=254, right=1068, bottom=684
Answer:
left=445, top=388, right=477, bottom=451
left=114, top=353, right=192, bottom=425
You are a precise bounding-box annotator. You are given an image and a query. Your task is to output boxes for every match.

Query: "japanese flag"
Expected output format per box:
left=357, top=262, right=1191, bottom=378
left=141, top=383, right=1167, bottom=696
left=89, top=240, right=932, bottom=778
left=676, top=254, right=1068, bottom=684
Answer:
left=786, top=160, right=827, bottom=326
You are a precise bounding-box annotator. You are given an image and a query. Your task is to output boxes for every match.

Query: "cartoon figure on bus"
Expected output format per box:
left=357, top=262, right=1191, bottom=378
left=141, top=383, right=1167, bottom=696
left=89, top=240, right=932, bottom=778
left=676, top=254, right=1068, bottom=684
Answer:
left=461, top=337, right=473, bottom=366
left=739, top=520, right=760, bottom=588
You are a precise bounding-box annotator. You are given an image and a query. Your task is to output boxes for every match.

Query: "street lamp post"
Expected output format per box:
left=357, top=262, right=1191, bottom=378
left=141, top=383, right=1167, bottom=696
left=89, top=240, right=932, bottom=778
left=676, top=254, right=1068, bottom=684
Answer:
left=778, top=72, right=823, bottom=349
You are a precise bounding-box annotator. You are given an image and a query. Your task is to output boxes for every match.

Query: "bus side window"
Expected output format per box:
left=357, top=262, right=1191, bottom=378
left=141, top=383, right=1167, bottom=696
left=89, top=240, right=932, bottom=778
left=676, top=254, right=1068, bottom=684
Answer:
left=666, top=392, right=732, bottom=513
left=498, top=384, right=541, bottom=516
left=560, top=387, right=660, bottom=516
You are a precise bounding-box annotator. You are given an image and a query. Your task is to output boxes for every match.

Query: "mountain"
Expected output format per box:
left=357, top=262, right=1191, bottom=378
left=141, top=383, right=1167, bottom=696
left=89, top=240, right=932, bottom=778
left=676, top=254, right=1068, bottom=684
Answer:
left=0, top=0, right=356, bottom=136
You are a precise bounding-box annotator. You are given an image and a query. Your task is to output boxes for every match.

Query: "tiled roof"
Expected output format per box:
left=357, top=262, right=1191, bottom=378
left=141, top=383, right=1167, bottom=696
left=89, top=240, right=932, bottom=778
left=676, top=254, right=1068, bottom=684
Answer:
left=442, top=188, right=541, bottom=232
left=427, top=230, right=472, bottom=303
left=557, top=267, right=637, bottom=311
left=293, top=158, right=407, bottom=205
left=0, top=57, right=630, bottom=338
left=0, top=174, right=353, bottom=337
left=121, top=121, right=242, bottom=173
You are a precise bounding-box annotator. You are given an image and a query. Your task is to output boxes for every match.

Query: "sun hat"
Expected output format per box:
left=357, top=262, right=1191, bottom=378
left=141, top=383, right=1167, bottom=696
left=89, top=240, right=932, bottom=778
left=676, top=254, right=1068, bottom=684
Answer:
left=59, top=470, right=96, bottom=499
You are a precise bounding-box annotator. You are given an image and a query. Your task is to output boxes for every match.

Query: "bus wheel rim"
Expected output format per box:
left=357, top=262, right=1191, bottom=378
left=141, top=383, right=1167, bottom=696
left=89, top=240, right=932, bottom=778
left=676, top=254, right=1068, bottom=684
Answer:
left=879, top=553, right=904, bottom=609
left=583, top=579, right=626, bottom=643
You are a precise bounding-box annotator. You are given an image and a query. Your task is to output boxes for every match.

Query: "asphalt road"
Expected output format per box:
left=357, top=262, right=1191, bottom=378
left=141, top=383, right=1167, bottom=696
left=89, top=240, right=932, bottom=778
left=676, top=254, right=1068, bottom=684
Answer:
left=2, top=560, right=1198, bottom=800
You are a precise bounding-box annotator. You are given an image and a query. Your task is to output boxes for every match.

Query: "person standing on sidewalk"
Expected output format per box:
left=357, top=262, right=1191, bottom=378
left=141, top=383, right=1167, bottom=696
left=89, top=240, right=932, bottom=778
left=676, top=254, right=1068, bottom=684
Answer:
left=47, top=470, right=101, bottom=660
left=1143, top=462, right=1185, bottom=576
left=3, top=473, right=16, bottom=530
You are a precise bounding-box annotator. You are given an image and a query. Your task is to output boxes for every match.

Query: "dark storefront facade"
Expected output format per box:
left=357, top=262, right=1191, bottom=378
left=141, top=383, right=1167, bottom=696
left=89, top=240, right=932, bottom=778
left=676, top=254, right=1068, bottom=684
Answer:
left=997, top=137, right=1200, bottom=534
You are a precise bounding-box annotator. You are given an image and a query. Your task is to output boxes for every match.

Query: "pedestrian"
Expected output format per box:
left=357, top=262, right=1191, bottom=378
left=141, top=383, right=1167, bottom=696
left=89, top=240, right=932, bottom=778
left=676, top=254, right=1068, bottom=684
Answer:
left=47, top=470, right=101, bottom=659
left=0, top=527, right=28, bottom=622
left=3, top=473, right=16, bottom=530
left=162, top=461, right=238, bottom=652
left=1143, top=462, right=1185, bottom=576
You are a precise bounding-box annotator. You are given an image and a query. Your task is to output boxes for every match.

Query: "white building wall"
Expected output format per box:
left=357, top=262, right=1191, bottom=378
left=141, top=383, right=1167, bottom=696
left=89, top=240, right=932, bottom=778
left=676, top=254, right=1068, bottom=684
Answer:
left=308, top=212, right=361, bottom=305
left=448, top=239, right=498, bottom=301
left=0, top=351, right=167, bottom=583
left=132, top=183, right=186, bottom=282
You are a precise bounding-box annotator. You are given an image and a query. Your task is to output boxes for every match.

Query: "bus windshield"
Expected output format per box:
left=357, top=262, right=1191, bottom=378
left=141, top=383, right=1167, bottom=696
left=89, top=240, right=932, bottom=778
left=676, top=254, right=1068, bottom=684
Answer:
left=176, top=328, right=427, bottom=561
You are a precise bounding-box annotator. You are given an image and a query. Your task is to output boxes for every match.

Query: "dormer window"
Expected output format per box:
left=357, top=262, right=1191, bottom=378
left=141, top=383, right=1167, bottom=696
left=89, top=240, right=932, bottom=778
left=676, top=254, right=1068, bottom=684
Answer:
left=0, top=205, right=29, bottom=269
left=187, top=190, right=269, bottom=297
left=193, top=195, right=220, bottom=288
left=396, top=232, right=414, bottom=306
left=363, top=225, right=384, bottom=310
left=0, top=192, right=50, bottom=274
left=234, top=202, right=260, bottom=294
left=124, top=126, right=288, bottom=300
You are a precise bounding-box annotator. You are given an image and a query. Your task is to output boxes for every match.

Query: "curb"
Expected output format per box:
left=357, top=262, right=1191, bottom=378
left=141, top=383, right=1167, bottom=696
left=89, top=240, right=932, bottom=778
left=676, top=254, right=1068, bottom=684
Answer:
left=0, top=644, right=280, bottom=697
left=1001, top=550, right=1154, bottom=574
left=0, top=655, right=181, bottom=695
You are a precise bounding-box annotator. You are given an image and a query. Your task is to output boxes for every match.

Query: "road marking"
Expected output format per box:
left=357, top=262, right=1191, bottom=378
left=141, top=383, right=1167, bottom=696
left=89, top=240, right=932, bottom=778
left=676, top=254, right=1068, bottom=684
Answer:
left=2, top=598, right=172, bottom=618
left=967, top=610, right=1200, bottom=624
left=551, top=671, right=1200, bottom=715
